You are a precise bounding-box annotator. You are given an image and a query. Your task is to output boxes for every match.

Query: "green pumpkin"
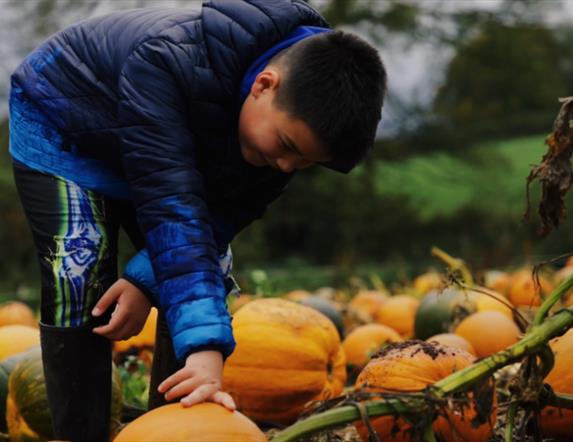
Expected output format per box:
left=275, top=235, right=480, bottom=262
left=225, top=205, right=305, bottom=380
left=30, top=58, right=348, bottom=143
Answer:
left=6, top=348, right=123, bottom=442
left=0, top=347, right=40, bottom=434
left=414, top=289, right=477, bottom=340
left=299, top=296, right=345, bottom=339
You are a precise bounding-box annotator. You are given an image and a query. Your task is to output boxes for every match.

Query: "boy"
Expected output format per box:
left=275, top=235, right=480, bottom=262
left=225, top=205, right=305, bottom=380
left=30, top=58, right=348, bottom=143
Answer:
left=9, top=0, right=386, bottom=440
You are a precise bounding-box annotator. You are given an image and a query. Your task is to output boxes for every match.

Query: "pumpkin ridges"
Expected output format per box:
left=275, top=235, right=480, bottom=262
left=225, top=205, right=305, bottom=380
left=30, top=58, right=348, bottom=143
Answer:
left=354, top=341, right=496, bottom=442
left=0, top=302, right=37, bottom=328
left=114, top=403, right=267, bottom=442
left=223, top=298, right=346, bottom=424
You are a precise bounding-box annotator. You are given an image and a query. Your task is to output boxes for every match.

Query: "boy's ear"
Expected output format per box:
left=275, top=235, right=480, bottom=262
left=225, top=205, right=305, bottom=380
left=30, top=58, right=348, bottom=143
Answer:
left=251, top=68, right=281, bottom=98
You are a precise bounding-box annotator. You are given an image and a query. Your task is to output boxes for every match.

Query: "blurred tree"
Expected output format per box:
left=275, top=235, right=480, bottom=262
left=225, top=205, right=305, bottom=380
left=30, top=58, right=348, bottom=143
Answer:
left=433, top=22, right=568, bottom=143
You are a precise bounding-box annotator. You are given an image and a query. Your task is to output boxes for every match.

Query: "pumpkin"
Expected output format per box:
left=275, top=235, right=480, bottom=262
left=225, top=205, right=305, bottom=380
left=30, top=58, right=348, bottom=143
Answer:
left=222, top=298, right=346, bottom=424
left=554, top=266, right=573, bottom=306
left=473, top=290, right=513, bottom=318
left=228, top=294, right=255, bottom=314
left=115, top=403, right=267, bottom=441
left=354, top=340, right=496, bottom=442
left=346, top=290, right=388, bottom=325
left=284, top=289, right=312, bottom=302
left=374, top=295, right=419, bottom=337
left=0, top=302, right=37, bottom=328
left=114, top=307, right=158, bottom=354
left=426, top=333, right=476, bottom=356
left=482, top=270, right=512, bottom=296
left=0, top=325, right=40, bottom=360
left=342, top=324, right=402, bottom=377
left=6, top=347, right=123, bottom=441
left=0, top=347, right=39, bottom=433
left=299, top=295, right=345, bottom=338
left=413, top=271, right=443, bottom=295
left=540, top=328, right=573, bottom=441
left=414, top=289, right=476, bottom=340
left=508, top=269, right=554, bottom=307
left=454, top=311, right=520, bottom=357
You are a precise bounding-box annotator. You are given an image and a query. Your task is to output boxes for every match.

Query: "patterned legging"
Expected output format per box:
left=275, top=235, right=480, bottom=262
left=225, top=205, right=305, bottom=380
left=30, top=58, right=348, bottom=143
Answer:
left=13, top=161, right=144, bottom=326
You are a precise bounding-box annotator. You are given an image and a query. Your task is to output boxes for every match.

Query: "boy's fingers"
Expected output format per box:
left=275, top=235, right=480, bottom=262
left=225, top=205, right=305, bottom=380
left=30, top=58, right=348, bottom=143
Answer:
left=92, top=284, right=121, bottom=316
left=92, top=309, right=128, bottom=336
left=180, top=383, right=217, bottom=407
left=163, top=377, right=199, bottom=401
left=211, top=391, right=236, bottom=411
left=158, top=368, right=194, bottom=394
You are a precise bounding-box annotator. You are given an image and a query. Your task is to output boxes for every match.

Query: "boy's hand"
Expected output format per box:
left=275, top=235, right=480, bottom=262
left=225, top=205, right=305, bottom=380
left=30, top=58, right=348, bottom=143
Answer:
left=158, top=350, right=236, bottom=411
left=92, top=278, right=152, bottom=341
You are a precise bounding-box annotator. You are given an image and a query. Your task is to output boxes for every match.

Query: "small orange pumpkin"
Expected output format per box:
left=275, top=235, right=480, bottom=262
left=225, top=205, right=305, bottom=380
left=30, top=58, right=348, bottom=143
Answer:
left=342, top=324, right=402, bottom=377
left=454, top=311, right=520, bottom=357
left=374, top=295, right=420, bottom=337
left=355, top=340, right=496, bottom=442
left=223, top=298, right=346, bottom=424
left=508, top=269, right=554, bottom=307
left=115, top=403, right=267, bottom=441
left=0, top=302, right=37, bottom=328
left=482, top=270, right=512, bottom=296
left=426, top=333, right=476, bottom=356
left=474, top=290, right=513, bottom=318
left=413, top=271, right=443, bottom=295
left=347, top=290, right=388, bottom=325
left=0, top=326, right=40, bottom=361
left=540, top=328, right=573, bottom=441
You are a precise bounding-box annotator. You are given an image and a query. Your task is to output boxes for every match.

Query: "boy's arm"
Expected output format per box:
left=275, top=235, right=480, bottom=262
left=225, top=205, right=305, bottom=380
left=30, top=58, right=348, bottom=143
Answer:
left=117, top=37, right=234, bottom=362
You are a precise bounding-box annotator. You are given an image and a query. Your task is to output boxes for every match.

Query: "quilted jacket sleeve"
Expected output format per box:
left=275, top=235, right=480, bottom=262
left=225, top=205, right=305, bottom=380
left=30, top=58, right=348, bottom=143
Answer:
left=117, top=37, right=235, bottom=362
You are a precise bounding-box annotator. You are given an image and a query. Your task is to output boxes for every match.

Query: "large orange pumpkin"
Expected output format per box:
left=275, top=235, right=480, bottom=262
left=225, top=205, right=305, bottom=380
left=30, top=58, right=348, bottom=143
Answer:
left=508, top=269, right=554, bottom=307
left=355, top=341, right=496, bottom=442
left=342, top=324, right=402, bottom=377
left=454, top=311, right=520, bottom=358
left=374, top=295, right=420, bottom=337
left=0, top=302, right=37, bottom=328
left=222, top=298, right=346, bottom=425
left=115, top=403, right=267, bottom=441
left=0, top=325, right=40, bottom=361
left=114, top=307, right=158, bottom=353
left=540, top=328, right=573, bottom=441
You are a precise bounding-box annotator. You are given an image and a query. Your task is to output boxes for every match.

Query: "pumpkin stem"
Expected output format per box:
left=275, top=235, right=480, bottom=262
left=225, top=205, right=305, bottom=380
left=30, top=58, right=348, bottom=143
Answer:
left=504, top=402, right=518, bottom=442
left=533, top=269, right=573, bottom=326
left=270, top=308, right=573, bottom=442
left=430, top=246, right=474, bottom=286
left=422, top=424, right=437, bottom=442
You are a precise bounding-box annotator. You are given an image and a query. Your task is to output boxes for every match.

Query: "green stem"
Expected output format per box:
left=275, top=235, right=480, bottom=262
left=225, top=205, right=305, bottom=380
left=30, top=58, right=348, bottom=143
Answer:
left=533, top=271, right=573, bottom=326
left=422, top=424, right=437, bottom=442
left=504, top=403, right=517, bottom=442
left=432, top=308, right=573, bottom=395
left=431, top=246, right=474, bottom=286
left=271, top=309, right=573, bottom=442
left=270, top=396, right=427, bottom=442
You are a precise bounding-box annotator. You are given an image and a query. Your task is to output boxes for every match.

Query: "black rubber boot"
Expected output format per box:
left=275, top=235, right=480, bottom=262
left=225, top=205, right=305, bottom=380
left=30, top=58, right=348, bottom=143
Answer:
left=148, top=310, right=184, bottom=410
left=39, top=321, right=113, bottom=442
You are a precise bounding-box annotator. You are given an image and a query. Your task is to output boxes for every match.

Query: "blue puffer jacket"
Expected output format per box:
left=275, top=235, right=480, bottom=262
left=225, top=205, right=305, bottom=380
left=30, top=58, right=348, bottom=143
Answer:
left=9, top=0, right=329, bottom=361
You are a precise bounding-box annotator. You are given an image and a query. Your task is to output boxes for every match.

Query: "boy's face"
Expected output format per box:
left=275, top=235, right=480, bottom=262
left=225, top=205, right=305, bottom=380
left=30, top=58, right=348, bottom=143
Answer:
left=238, top=67, right=331, bottom=173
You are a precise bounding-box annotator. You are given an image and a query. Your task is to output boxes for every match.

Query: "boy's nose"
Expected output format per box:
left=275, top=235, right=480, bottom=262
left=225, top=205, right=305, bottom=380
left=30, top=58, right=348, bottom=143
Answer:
left=276, top=157, right=313, bottom=173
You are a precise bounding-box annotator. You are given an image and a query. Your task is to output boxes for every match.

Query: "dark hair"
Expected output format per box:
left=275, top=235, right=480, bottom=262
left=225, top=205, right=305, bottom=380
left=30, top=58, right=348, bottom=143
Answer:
left=270, top=30, right=386, bottom=173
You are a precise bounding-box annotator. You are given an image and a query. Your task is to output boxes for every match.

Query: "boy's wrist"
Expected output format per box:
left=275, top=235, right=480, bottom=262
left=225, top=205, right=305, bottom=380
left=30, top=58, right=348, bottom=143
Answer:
left=120, top=274, right=158, bottom=306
